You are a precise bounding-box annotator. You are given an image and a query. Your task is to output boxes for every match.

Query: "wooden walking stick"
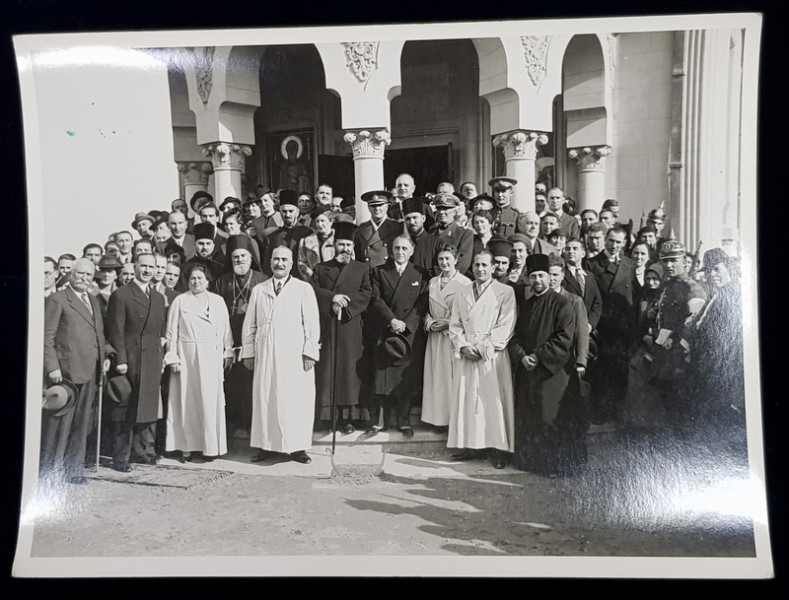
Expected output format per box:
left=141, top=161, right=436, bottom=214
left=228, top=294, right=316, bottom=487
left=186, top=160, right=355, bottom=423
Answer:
left=331, top=308, right=341, bottom=455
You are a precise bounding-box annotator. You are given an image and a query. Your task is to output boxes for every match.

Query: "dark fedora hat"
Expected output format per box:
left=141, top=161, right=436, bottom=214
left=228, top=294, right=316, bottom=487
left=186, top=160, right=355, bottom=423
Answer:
left=377, top=332, right=412, bottom=366
left=42, top=379, right=78, bottom=417
left=105, top=375, right=133, bottom=406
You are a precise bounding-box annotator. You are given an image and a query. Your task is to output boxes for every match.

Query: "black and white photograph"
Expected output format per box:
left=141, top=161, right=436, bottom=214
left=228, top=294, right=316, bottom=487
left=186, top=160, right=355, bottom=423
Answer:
left=9, top=11, right=773, bottom=578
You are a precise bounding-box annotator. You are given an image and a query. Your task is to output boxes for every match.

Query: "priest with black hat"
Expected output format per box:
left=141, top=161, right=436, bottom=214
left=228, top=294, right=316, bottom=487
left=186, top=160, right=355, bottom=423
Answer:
left=509, top=253, right=578, bottom=477
left=259, top=189, right=313, bottom=278
left=179, top=222, right=227, bottom=289
left=309, top=221, right=373, bottom=434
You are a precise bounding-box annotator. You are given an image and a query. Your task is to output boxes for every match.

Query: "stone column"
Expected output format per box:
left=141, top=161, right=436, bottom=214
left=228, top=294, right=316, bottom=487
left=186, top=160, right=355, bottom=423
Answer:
left=201, top=143, right=253, bottom=203
left=177, top=162, right=213, bottom=209
left=568, top=145, right=612, bottom=212
left=492, top=131, right=548, bottom=213
left=343, top=129, right=391, bottom=223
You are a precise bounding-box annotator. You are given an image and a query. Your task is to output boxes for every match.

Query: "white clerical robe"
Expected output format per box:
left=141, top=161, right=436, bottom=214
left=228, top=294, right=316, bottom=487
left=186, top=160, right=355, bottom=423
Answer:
left=240, top=277, right=320, bottom=453
left=422, top=272, right=472, bottom=426
left=165, top=291, right=234, bottom=456
left=447, top=280, right=516, bottom=452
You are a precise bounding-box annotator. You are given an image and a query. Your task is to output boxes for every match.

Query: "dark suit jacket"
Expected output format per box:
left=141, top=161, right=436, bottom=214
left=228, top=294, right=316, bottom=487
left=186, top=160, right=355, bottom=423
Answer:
left=106, top=281, right=167, bottom=423
left=410, top=229, right=440, bottom=275
left=562, top=266, right=603, bottom=330
left=354, top=218, right=403, bottom=268
left=44, top=288, right=113, bottom=384
left=368, top=261, right=430, bottom=343
left=171, top=233, right=196, bottom=261
left=586, top=253, right=636, bottom=336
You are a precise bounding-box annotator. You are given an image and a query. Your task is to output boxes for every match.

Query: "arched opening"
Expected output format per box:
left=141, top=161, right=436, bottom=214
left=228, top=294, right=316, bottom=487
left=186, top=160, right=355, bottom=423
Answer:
left=387, top=39, right=480, bottom=194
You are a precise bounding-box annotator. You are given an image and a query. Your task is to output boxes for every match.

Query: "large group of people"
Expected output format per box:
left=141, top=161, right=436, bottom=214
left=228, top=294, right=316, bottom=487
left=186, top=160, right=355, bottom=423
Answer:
left=41, top=173, right=747, bottom=484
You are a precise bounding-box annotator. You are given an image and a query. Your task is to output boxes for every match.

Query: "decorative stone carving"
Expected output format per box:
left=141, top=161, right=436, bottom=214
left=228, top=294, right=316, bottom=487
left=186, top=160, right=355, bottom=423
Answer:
left=177, top=161, right=213, bottom=185
left=341, top=42, right=380, bottom=86
left=492, top=131, right=549, bottom=161
left=188, top=46, right=216, bottom=105
left=202, top=143, right=253, bottom=170
left=520, top=36, right=551, bottom=87
left=343, top=129, right=391, bottom=158
left=568, top=145, right=612, bottom=171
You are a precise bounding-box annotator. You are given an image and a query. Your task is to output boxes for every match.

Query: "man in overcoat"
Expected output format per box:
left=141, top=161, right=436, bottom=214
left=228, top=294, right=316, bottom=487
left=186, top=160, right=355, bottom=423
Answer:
left=106, top=253, right=167, bottom=471
left=43, top=258, right=113, bottom=484
left=585, top=225, right=636, bottom=424
left=365, top=234, right=430, bottom=438
left=353, top=190, right=402, bottom=269
left=310, top=222, right=373, bottom=433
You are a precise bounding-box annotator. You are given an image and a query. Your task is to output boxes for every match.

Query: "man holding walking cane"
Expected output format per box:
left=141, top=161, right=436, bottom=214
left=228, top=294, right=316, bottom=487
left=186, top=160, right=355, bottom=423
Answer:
left=310, top=221, right=373, bottom=436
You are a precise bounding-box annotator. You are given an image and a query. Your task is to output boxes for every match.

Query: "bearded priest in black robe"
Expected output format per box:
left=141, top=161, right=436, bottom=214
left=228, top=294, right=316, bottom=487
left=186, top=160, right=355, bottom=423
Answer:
left=509, top=253, right=578, bottom=476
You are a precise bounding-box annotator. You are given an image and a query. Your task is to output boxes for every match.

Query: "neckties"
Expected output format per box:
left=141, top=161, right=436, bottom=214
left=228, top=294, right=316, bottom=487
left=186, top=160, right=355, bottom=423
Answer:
left=575, top=267, right=586, bottom=294
left=144, top=285, right=150, bottom=297
left=80, top=292, right=94, bottom=315
left=275, top=281, right=282, bottom=296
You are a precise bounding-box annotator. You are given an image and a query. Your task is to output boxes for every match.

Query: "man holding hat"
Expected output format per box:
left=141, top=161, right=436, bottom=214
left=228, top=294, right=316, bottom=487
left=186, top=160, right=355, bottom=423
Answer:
left=430, top=192, right=474, bottom=275
left=43, top=258, right=114, bottom=484
left=447, top=250, right=517, bottom=469
left=106, top=253, right=168, bottom=471
left=365, top=235, right=430, bottom=438
left=509, top=253, right=577, bottom=476
left=354, top=190, right=402, bottom=269
left=648, top=239, right=707, bottom=436
left=260, top=189, right=313, bottom=278
left=310, top=221, right=373, bottom=434
left=210, top=235, right=268, bottom=438
left=489, top=176, right=525, bottom=239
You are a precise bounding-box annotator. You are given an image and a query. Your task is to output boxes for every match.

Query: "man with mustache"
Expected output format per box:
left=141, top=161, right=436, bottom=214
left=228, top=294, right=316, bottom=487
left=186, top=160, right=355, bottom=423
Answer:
left=241, top=246, right=320, bottom=465
left=310, top=222, right=373, bottom=434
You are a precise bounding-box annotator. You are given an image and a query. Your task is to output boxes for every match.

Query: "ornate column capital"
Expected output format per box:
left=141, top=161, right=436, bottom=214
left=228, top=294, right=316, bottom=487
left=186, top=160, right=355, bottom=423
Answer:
left=568, top=145, right=612, bottom=171
left=343, top=129, right=391, bottom=159
left=492, top=131, right=549, bottom=161
left=201, top=143, right=253, bottom=170
left=176, top=161, right=213, bottom=185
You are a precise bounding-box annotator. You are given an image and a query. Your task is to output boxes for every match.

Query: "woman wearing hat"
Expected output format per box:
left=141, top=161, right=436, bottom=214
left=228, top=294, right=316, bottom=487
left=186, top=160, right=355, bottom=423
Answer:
left=297, top=205, right=335, bottom=280
left=421, top=243, right=471, bottom=432
left=165, top=264, right=234, bottom=462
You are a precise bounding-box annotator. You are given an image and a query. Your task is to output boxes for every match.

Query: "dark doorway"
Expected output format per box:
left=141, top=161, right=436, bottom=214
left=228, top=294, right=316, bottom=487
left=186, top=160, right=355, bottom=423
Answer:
left=384, top=145, right=453, bottom=195
left=318, top=154, right=355, bottom=201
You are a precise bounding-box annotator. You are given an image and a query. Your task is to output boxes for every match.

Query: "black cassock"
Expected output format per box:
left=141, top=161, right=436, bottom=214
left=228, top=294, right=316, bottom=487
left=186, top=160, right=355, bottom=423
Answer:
left=509, top=288, right=580, bottom=475
left=310, top=259, right=373, bottom=421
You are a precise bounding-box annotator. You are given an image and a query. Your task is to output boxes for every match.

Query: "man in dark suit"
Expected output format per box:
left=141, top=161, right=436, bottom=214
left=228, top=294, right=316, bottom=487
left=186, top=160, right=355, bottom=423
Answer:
left=354, top=190, right=403, bottom=269
left=168, top=210, right=196, bottom=261
left=430, top=193, right=474, bottom=275
left=106, top=253, right=168, bottom=471
left=562, top=238, right=603, bottom=335
left=366, top=235, right=430, bottom=438
left=43, top=258, right=114, bottom=484
left=586, top=225, right=636, bottom=424
left=310, top=222, right=373, bottom=433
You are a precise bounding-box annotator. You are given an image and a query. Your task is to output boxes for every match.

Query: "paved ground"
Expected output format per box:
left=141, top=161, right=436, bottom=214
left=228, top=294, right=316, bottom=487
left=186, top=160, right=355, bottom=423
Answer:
left=23, top=422, right=758, bottom=577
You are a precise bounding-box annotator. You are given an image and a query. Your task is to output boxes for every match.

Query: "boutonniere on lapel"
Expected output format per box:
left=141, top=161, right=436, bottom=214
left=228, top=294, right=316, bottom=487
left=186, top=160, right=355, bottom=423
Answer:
left=411, top=281, right=419, bottom=286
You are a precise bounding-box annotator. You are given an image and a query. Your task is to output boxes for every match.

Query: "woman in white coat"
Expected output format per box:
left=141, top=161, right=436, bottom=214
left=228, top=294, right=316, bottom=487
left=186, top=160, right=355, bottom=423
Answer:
left=165, top=265, right=234, bottom=462
left=421, top=243, right=471, bottom=430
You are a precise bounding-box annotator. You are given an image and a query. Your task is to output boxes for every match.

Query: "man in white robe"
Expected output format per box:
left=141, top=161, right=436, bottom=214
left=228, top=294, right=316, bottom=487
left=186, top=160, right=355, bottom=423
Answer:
left=240, top=246, right=321, bottom=464
left=448, top=250, right=517, bottom=469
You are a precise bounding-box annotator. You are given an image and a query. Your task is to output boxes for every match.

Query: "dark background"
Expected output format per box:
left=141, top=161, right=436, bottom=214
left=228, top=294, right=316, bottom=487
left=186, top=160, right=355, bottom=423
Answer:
left=0, top=0, right=783, bottom=592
